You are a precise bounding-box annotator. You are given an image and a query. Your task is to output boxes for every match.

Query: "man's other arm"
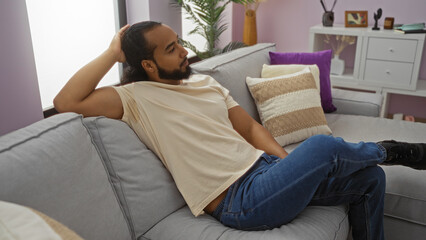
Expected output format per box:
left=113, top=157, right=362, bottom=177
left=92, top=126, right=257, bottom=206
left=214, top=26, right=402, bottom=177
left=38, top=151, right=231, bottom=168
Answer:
left=228, top=106, right=288, bottom=159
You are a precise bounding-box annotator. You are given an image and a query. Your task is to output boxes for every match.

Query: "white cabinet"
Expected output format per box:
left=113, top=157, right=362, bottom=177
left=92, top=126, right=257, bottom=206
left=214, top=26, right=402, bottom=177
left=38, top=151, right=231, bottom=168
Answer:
left=309, top=24, right=426, bottom=117
left=360, top=37, right=421, bottom=90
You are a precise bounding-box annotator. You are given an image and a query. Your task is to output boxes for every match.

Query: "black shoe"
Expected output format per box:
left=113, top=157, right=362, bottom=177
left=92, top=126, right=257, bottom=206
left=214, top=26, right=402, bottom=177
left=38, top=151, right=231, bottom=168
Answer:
left=377, top=140, right=426, bottom=170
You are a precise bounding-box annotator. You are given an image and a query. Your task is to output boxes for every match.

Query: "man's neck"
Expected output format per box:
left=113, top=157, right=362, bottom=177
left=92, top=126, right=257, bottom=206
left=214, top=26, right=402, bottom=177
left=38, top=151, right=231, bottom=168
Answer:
left=150, top=77, right=183, bottom=85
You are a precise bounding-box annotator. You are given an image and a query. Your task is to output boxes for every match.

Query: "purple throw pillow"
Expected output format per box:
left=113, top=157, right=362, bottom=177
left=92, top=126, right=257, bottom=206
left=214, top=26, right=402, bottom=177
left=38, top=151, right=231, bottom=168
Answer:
left=269, top=50, right=336, bottom=113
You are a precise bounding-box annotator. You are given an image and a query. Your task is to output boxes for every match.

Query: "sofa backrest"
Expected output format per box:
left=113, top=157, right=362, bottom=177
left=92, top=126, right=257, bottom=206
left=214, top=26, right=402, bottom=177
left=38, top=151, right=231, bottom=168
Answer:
left=0, top=113, right=131, bottom=240
left=0, top=113, right=187, bottom=240
left=191, top=43, right=276, bottom=122
left=83, top=116, right=186, bottom=239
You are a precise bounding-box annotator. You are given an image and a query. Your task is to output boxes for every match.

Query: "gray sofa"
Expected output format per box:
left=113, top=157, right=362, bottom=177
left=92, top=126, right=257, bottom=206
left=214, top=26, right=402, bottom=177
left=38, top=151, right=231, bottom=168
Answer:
left=0, top=43, right=425, bottom=240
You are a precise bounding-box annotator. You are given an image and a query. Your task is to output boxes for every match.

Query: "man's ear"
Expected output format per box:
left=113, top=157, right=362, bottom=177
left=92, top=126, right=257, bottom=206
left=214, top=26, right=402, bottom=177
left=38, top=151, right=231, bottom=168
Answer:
left=141, top=60, right=156, bottom=73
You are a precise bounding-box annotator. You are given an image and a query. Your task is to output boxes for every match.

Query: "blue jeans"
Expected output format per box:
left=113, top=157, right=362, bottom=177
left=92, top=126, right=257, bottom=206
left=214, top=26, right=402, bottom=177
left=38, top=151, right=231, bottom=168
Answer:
left=211, top=135, right=386, bottom=240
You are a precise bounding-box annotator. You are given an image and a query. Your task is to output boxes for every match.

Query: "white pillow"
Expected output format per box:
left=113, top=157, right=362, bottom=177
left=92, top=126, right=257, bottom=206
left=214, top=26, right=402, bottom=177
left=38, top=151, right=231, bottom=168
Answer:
left=261, top=64, right=321, bottom=93
left=247, top=67, right=332, bottom=146
left=0, top=200, right=83, bottom=240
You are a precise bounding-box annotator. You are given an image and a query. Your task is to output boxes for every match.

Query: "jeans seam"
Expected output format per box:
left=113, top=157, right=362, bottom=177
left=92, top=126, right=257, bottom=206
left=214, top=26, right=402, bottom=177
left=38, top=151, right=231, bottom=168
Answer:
left=339, top=155, right=383, bottom=165
left=224, top=156, right=266, bottom=216
left=227, top=183, right=238, bottom=212
left=364, top=195, right=371, bottom=240
left=311, top=191, right=365, bottom=201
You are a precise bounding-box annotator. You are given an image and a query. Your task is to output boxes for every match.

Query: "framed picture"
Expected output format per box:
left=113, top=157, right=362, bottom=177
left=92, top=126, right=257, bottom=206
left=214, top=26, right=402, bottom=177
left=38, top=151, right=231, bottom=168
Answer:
left=345, top=11, right=368, bottom=27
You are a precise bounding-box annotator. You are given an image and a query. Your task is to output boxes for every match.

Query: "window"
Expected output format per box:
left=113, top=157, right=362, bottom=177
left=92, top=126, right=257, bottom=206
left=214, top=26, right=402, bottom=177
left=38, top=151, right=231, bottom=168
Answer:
left=26, top=0, right=120, bottom=109
left=181, top=3, right=207, bottom=58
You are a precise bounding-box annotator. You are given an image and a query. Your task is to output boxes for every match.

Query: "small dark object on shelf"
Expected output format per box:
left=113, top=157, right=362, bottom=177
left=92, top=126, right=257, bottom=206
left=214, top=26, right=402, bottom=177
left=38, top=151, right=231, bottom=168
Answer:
left=320, top=0, right=337, bottom=27
left=384, top=17, right=394, bottom=29
left=372, top=8, right=382, bottom=30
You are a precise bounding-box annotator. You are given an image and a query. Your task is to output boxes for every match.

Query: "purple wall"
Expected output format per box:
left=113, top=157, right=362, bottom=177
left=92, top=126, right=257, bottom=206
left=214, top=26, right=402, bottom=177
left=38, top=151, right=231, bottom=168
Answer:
left=233, top=0, right=426, bottom=119
left=126, top=0, right=182, bottom=35
left=0, top=1, right=43, bottom=136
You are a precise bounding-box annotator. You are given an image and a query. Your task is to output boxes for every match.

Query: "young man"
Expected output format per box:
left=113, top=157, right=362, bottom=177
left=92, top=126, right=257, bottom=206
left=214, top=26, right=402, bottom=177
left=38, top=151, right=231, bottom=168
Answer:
left=54, top=21, right=426, bottom=240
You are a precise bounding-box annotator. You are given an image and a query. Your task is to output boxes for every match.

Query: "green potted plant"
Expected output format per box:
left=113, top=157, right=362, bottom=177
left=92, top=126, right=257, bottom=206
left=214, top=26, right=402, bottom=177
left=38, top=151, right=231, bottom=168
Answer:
left=171, top=0, right=255, bottom=60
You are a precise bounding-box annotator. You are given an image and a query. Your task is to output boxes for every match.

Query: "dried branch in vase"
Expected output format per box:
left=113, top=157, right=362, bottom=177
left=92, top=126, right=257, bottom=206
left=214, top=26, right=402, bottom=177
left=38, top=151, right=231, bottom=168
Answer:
left=324, top=35, right=356, bottom=57
left=244, top=0, right=267, bottom=12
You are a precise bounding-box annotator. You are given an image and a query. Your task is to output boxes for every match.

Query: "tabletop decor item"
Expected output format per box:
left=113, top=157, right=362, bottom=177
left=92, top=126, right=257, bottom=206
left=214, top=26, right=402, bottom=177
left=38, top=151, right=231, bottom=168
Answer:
left=345, top=11, right=368, bottom=27
left=242, top=0, right=267, bottom=46
left=324, top=34, right=356, bottom=75
left=384, top=17, right=395, bottom=29
left=320, top=0, right=337, bottom=27
left=372, top=8, right=383, bottom=30
left=171, top=0, right=255, bottom=59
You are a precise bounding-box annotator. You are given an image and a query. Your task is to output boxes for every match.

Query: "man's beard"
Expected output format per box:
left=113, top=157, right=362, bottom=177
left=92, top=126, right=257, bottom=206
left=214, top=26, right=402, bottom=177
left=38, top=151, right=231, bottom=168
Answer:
left=156, top=59, right=192, bottom=81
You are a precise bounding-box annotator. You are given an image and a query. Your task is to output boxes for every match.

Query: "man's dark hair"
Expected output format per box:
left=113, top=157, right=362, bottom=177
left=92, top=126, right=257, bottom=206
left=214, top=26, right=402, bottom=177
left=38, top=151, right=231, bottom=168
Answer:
left=120, top=21, right=162, bottom=85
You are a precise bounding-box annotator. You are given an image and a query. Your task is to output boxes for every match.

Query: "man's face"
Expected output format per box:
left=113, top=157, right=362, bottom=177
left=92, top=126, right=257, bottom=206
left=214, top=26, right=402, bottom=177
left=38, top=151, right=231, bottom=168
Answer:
left=144, top=24, right=191, bottom=82
left=155, top=59, right=192, bottom=80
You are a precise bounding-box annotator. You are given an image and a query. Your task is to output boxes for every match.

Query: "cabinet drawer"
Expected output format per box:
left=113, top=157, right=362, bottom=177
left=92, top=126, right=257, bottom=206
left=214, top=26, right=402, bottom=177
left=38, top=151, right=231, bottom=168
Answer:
left=367, top=38, right=417, bottom=62
left=364, top=60, right=413, bottom=87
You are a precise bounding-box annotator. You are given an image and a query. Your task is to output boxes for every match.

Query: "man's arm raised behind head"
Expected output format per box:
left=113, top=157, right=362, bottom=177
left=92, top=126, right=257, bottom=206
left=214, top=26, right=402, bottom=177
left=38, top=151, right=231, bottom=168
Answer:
left=53, top=25, right=130, bottom=119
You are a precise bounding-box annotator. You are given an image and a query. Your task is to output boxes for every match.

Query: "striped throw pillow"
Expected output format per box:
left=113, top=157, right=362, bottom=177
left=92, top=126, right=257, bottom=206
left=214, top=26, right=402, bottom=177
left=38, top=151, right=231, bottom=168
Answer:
left=261, top=64, right=321, bottom=93
left=246, top=67, right=332, bottom=146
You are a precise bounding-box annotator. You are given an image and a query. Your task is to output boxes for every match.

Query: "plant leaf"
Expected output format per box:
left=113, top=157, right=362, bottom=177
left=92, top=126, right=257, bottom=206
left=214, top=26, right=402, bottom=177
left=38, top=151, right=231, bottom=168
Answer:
left=222, top=41, right=247, bottom=53
left=170, top=0, right=253, bottom=59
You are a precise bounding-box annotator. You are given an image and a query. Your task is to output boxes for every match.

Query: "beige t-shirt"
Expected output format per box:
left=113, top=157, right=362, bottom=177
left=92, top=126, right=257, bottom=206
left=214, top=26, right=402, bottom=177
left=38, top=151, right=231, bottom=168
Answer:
left=113, top=74, right=264, bottom=216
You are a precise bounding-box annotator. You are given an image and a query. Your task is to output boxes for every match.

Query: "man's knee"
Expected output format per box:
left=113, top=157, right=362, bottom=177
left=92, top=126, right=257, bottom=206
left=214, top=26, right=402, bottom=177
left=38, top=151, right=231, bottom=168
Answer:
left=374, top=166, right=386, bottom=189
left=304, top=134, right=340, bottom=150
left=364, top=166, right=386, bottom=192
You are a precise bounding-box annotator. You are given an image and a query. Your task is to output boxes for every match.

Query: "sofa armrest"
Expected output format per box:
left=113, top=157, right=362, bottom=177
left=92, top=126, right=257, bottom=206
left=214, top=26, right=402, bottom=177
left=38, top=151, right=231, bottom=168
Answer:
left=331, top=88, right=383, bottom=117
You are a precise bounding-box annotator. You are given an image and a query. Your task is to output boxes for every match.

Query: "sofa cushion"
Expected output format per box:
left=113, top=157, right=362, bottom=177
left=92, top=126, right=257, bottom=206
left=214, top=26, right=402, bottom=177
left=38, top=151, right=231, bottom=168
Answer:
left=191, top=43, right=276, bottom=122
left=331, top=88, right=383, bottom=117
left=0, top=113, right=131, bottom=240
left=246, top=67, right=331, bottom=146
left=324, top=114, right=426, bottom=228
left=144, top=205, right=349, bottom=240
left=269, top=50, right=336, bottom=113
left=83, top=116, right=186, bottom=239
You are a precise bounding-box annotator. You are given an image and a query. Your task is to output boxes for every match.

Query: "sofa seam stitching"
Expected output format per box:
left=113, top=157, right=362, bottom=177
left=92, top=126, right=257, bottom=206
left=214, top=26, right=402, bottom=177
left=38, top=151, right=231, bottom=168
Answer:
left=82, top=117, right=136, bottom=239
left=195, top=43, right=276, bottom=70
left=385, top=192, right=426, bottom=202
left=142, top=205, right=188, bottom=237
left=216, top=227, right=232, bottom=240
left=384, top=213, right=426, bottom=226
left=332, top=98, right=381, bottom=108
left=333, top=206, right=350, bottom=240
left=0, top=115, right=81, bottom=154
left=332, top=98, right=381, bottom=116
left=92, top=117, right=137, bottom=239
